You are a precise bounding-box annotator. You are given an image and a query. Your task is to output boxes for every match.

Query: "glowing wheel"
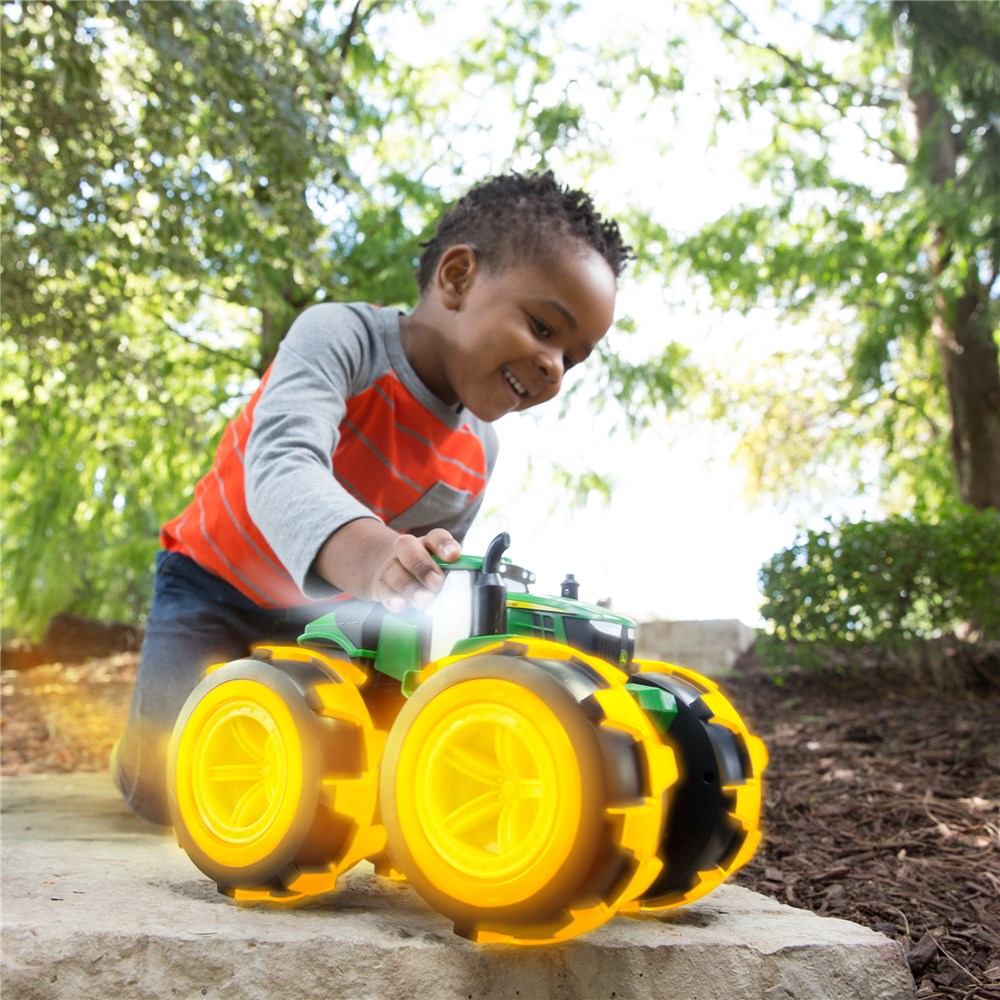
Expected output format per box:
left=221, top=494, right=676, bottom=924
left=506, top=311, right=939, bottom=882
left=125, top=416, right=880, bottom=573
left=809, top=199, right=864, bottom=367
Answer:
left=168, top=651, right=381, bottom=901
left=414, top=695, right=570, bottom=886
left=392, top=676, right=589, bottom=909
left=176, top=679, right=306, bottom=869
left=380, top=643, right=676, bottom=944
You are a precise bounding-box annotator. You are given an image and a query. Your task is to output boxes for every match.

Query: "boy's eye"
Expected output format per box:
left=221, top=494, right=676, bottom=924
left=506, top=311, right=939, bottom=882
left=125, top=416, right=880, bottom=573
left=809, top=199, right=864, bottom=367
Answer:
left=563, top=355, right=577, bottom=372
left=531, top=317, right=551, bottom=338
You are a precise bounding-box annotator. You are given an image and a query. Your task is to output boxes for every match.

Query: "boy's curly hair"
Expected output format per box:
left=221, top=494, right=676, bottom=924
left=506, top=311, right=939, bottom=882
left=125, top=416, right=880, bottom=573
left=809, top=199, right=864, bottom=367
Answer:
left=416, top=171, right=634, bottom=291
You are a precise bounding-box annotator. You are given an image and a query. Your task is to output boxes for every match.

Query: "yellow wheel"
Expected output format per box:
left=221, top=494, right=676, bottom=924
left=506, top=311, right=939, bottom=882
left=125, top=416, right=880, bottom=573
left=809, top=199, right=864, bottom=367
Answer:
left=381, top=642, right=676, bottom=945
left=621, top=661, right=768, bottom=914
left=167, top=650, right=382, bottom=902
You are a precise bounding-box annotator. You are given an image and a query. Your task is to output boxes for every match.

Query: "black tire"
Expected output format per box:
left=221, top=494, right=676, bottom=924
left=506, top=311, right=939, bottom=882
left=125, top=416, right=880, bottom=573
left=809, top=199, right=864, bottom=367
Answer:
left=626, top=663, right=767, bottom=910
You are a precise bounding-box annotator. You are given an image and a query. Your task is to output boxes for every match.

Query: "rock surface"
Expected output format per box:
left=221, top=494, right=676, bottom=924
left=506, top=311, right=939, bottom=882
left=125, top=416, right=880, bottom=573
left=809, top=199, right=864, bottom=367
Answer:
left=1, top=773, right=914, bottom=1000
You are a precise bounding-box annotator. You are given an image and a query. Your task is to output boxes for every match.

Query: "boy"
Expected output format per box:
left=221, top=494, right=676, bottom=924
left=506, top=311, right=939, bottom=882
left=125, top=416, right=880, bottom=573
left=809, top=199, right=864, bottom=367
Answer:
left=114, top=170, right=633, bottom=825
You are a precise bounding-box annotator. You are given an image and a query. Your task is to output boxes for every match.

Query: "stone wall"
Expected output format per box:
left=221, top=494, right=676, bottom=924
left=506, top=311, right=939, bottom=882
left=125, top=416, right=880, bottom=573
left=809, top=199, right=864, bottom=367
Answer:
left=635, top=618, right=757, bottom=676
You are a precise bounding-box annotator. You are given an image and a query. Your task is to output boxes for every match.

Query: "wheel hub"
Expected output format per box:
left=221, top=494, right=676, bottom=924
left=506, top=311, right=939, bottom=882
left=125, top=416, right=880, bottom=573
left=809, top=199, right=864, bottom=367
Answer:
left=192, top=701, right=289, bottom=844
left=418, top=707, right=559, bottom=879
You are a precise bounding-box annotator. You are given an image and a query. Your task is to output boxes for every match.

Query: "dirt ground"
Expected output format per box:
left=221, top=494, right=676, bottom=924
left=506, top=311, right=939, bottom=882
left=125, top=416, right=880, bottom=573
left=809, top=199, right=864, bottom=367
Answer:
left=2, top=649, right=998, bottom=999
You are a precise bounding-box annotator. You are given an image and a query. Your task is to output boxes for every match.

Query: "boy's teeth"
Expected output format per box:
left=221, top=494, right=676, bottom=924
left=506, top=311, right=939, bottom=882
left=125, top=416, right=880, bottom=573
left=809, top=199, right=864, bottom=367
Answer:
left=503, top=368, right=526, bottom=396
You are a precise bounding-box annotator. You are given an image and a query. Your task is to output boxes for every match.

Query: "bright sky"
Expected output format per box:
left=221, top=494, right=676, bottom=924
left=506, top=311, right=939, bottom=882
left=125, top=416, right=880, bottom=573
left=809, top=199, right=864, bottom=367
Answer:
left=389, top=2, right=884, bottom=626
left=465, top=410, right=797, bottom=626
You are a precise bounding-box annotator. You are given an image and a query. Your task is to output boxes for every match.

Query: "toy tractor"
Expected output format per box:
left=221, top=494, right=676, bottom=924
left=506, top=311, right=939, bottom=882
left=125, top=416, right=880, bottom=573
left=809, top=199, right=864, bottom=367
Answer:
left=167, top=533, right=767, bottom=946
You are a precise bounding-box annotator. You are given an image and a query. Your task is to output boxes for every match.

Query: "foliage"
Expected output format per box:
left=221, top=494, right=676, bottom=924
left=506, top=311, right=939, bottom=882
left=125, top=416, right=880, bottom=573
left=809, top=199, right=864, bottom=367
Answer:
left=704, top=322, right=957, bottom=517
left=642, top=0, right=1000, bottom=513
left=17, top=0, right=996, bottom=640
left=758, top=510, right=1000, bottom=667
left=2, top=0, right=626, bottom=638
left=1, top=294, right=249, bottom=634
left=564, top=318, right=697, bottom=433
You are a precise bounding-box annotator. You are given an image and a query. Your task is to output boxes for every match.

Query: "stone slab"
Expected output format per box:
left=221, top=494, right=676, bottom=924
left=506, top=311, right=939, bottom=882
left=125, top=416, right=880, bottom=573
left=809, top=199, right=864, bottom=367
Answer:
left=1, top=774, right=914, bottom=1000
left=635, top=619, right=758, bottom=676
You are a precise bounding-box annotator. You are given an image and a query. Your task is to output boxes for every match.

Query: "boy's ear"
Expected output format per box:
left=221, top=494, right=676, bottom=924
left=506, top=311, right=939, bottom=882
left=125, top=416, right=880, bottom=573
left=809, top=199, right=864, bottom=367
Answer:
left=436, top=245, right=478, bottom=310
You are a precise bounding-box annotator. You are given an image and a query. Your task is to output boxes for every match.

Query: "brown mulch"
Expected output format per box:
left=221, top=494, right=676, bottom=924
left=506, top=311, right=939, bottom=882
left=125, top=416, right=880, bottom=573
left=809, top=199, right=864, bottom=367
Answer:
left=725, top=659, right=1000, bottom=1000
left=1, top=653, right=138, bottom=773
left=2, top=650, right=998, bottom=998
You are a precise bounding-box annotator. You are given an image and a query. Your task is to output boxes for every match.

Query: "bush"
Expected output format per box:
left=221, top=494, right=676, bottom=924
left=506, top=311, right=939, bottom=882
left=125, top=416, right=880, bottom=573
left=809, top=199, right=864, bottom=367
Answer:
left=758, top=510, right=1000, bottom=668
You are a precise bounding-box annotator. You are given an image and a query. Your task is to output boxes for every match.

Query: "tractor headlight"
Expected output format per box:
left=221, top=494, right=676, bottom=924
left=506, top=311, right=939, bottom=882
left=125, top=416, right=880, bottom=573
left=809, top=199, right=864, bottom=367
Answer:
left=591, top=620, right=624, bottom=638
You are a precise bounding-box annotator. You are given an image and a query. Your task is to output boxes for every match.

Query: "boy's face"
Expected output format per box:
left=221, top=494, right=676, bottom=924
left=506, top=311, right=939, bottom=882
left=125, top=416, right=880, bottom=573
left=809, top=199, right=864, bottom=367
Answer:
left=426, top=243, right=617, bottom=422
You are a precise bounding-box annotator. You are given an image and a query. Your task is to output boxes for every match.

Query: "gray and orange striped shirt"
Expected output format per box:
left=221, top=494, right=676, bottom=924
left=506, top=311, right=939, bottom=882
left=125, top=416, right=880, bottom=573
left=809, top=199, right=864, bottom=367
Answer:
left=161, top=303, right=499, bottom=608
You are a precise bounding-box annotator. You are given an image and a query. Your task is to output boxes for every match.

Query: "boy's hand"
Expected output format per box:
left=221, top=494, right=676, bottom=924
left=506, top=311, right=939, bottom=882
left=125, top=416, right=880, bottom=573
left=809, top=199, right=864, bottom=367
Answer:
left=313, top=519, right=462, bottom=612
left=375, top=528, right=461, bottom=613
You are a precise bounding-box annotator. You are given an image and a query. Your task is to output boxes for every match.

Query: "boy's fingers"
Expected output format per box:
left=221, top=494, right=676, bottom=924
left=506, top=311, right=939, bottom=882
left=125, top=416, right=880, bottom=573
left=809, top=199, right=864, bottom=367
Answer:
left=398, top=536, right=445, bottom=590
left=381, top=592, right=406, bottom=614
left=376, top=568, right=429, bottom=612
left=423, top=528, right=461, bottom=563
left=376, top=531, right=464, bottom=612
left=380, top=536, right=442, bottom=609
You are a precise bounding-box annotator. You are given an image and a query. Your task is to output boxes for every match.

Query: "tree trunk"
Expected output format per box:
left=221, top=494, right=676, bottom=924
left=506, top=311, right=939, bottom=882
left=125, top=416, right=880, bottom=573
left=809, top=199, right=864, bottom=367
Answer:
left=909, top=67, right=1000, bottom=510
left=936, top=286, right=1000, bottom=510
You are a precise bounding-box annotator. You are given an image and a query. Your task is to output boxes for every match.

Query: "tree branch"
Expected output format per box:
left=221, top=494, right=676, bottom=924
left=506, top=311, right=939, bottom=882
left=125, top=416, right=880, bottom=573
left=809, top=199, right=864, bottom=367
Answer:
left=720, top=0, right=910, bottom=166
left=888, top=387, right=943, bottom=440
left=336, top=0, right=386, bottom=60
left=156, top=312, right=257, bottom=372
left=987, top=265, right=999, bottom=300
left=337, top=0, right=364, bottom=59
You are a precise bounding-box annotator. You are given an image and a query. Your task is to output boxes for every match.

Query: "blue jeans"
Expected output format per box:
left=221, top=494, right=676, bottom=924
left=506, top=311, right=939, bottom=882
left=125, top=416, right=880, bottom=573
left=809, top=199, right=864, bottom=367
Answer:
left=114, top=551, right=337, bottom=825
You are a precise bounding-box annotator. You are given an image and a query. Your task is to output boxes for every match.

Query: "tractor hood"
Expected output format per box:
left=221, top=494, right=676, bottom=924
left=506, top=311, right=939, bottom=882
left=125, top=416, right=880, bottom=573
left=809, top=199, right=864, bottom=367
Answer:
left=504, top=591, right=636, bottom=629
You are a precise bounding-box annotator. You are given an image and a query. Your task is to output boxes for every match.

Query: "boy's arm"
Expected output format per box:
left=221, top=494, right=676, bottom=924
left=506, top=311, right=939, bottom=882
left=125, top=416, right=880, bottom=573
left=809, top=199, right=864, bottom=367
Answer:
left=245, top=302, right=488, bottom=609
left=312, top=520, right=460, bottom=612
left=245, top=305, right=373, bottom=597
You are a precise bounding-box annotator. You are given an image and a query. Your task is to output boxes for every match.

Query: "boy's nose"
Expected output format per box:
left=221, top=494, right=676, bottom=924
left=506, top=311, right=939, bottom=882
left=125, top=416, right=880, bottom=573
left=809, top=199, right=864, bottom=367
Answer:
left=536, top=348, right=563, bottom=384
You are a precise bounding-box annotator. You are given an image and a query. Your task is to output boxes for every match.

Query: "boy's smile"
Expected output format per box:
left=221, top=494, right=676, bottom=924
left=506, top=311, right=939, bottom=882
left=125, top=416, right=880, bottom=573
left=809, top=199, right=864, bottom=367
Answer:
left=402, top=243, right=618, bottom=422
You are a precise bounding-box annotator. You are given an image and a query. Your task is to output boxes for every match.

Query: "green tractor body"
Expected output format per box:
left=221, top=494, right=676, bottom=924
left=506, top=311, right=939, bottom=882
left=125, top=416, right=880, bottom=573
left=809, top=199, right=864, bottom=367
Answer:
left=298, top=535, right=638, bottom=688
